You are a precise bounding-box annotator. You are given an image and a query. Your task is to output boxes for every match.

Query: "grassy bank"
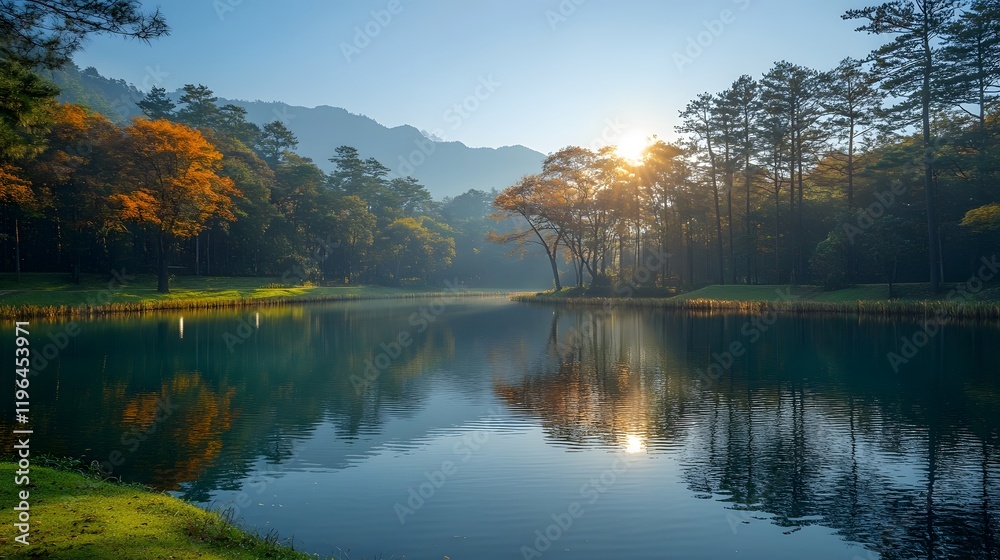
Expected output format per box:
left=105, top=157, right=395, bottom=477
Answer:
left=513, top=283, right=1000, bottom=320
left=0, top=459, right=311, bottom=559
left=0, top=273, right=513, bottom=319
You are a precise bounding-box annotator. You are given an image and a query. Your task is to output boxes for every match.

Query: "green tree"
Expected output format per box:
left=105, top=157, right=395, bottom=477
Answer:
left=137, top=86, right=175, bottom=120
left=941, top=0, right=1000, bottom=135
left=0, top=59, right=57, bottom=280
left=272, top=152, right=327, bottom=250
left=679, top=93, right=726, bottom=284
left=257, top=120, right=298, bottom=167
left=845, top=0, right=962, bottom=292
left=721, top=75, right=762, bottom=283
left=0, top=0, right=168, bottom=68
left=820, top=58, right=882, bottom=210
left=810, top=228, right=850, bottom=290
left=208, top=133, right=278, bottom=276
left=215, top=104, right=260, bottom=148
left=380, top=216, right=455, bottom=284
left=331, top=194, right=375, bottom=283
left=176, top=84, right=222, bottom=130
left=761, top=61, right=824, bottom=283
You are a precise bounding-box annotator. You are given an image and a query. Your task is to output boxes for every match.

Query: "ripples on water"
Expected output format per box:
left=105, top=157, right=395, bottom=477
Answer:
left=2, top=299, right=998, bottom=559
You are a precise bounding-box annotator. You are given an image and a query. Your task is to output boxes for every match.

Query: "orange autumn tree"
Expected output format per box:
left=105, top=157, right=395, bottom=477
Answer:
left=112, top=118, right=238, bottom=293
left=28, top=103, right=119, bottom=282
left=0, top=162, right=36, bottom=281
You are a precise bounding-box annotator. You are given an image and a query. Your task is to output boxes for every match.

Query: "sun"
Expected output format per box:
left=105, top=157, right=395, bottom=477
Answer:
left=614, top=129, right=652, bottom=164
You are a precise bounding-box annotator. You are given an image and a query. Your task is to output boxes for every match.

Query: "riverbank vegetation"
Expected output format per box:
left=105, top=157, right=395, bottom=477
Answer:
left=514, top=283, right=1000, bottom=320
left=0, top=273, right=510, bottom=319
left=0, top=458, right=311, bottom=559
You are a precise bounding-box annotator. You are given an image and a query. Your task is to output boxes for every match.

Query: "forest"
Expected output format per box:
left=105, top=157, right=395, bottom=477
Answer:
left=492, top=0, right=1000, bottom=295
left=1, top=0, right=998, bottom=296
left=0, top=76, right=517, bottom=291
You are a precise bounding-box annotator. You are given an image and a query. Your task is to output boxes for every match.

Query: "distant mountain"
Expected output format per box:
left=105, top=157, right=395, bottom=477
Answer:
left=48, top=62, right=545, bottom=199
left=224, top=99, right=544, bottom=199
left=43, top=63, right=146, bottom=122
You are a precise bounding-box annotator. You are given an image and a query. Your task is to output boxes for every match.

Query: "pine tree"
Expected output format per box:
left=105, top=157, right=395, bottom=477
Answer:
left=176, top=84, right=222, bottom=130
left=820, top=57, right=881, bottom=210
left=845, top=0, right=962, bottom=292
left=137, top=86, right=176, bottom=120
left=942, top=0, right=1000, bottom=135
left=679, top=93, right=726, bottom=284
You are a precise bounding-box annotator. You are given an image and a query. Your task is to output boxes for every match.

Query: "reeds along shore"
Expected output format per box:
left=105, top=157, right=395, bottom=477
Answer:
left=6, top=290, right=999, bottom=322
left=510, top=294, right=1000, bottom=322
left=0, top=291, right=514, bottom=320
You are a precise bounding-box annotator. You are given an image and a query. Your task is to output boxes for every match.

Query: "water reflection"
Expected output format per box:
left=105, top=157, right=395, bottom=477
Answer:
left=2, top=300, right=998, bottom=559
left=495, top=308, right=1000, bottom=559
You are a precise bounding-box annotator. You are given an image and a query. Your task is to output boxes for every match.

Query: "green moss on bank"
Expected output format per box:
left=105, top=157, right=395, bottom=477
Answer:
left=0, top=461, right=312, bottom=559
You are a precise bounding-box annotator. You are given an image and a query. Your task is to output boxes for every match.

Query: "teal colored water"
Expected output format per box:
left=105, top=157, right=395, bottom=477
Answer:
left=6, top=298, right=999, bottom=559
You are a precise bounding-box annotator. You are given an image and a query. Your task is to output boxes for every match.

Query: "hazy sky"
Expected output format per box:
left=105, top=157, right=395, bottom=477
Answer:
left=74, top=0, right=887, bottom=155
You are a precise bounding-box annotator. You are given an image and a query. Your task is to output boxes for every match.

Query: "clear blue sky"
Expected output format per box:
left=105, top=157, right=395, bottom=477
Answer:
left=74, top=0, right=886, bottom=155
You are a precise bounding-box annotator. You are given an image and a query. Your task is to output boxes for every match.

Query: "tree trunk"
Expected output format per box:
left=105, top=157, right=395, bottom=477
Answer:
left=727, top=176, right=735, bottom=284
left=14, top=217, right=21, bottom=283
left=774, top=167, right=781, bottom=284
left=922, top=33, right=941, bottom=293
left=72, top=249, right=81, bottom=285
left=797, top=149, right=805, bottom=283
left=745, top=166, right=752, bottom=285
left=157, top=231, right=170, bottom=293
left=707, top=137, right=725, bottom=285
left=788, top=132, right=797, bottom=284
left=847, top=124, right=856, bottom=284
left=771, top=149, right=783, bottom=284
left=686, top=222, right=694, bottom=288
left=548, top=251, right=562, bottom=291
left=711, top=179, right=725, bottom=285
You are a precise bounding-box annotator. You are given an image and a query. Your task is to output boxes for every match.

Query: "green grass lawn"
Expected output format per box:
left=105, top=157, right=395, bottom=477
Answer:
left=534, top=282, right=1000, bottom=303
left=669, top=282, right=999, bottom=303
left=518, top=281, right=1000, bottom=319
left=0, top=273, right=467, bottom=308
left=0, top=461, right=311, bottom=559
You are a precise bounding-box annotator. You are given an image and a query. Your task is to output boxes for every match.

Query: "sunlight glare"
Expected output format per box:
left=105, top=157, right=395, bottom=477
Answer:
left=625, top=433, right=645, bottom=454
left=614, top=130, right=651, bottom=164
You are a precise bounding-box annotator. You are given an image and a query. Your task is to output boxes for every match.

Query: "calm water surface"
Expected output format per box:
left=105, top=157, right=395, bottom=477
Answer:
left=4, top=298, right=999, bottom=559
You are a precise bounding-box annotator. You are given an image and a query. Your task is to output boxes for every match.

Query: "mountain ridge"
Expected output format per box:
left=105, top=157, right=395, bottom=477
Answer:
left=48, top=63, right=545, bottom=199
left=223, top=98, right=544, bottom=199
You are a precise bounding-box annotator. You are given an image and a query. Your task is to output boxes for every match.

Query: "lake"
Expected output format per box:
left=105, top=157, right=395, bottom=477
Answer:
left=6, top=297, right=1000, bottom=559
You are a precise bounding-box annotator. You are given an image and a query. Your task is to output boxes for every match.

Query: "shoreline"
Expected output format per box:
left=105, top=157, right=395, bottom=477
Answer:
left=0, top=289, right=518, bottom=320
left=0, top=459, right=313, bottom=559
left=511, top=287, right=1000, bottom=322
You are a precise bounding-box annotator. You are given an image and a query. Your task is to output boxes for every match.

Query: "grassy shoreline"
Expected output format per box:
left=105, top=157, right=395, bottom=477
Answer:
left=0, top=273, right=518, bottom=319
left=513, top=283, right=1000, bottom=321
left=0, top=458, right=312, bottom=559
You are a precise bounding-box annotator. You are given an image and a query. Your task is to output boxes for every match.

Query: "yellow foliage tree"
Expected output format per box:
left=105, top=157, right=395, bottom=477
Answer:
left=28, top=103, right=119, bottom=281
left=961, top=203, right=1000, bottom=234
left=111, top=118, right=238, bottom=292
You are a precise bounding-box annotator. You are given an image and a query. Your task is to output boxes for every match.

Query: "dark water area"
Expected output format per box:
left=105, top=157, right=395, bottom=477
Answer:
left=4, top=298, right=999, bottom=559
